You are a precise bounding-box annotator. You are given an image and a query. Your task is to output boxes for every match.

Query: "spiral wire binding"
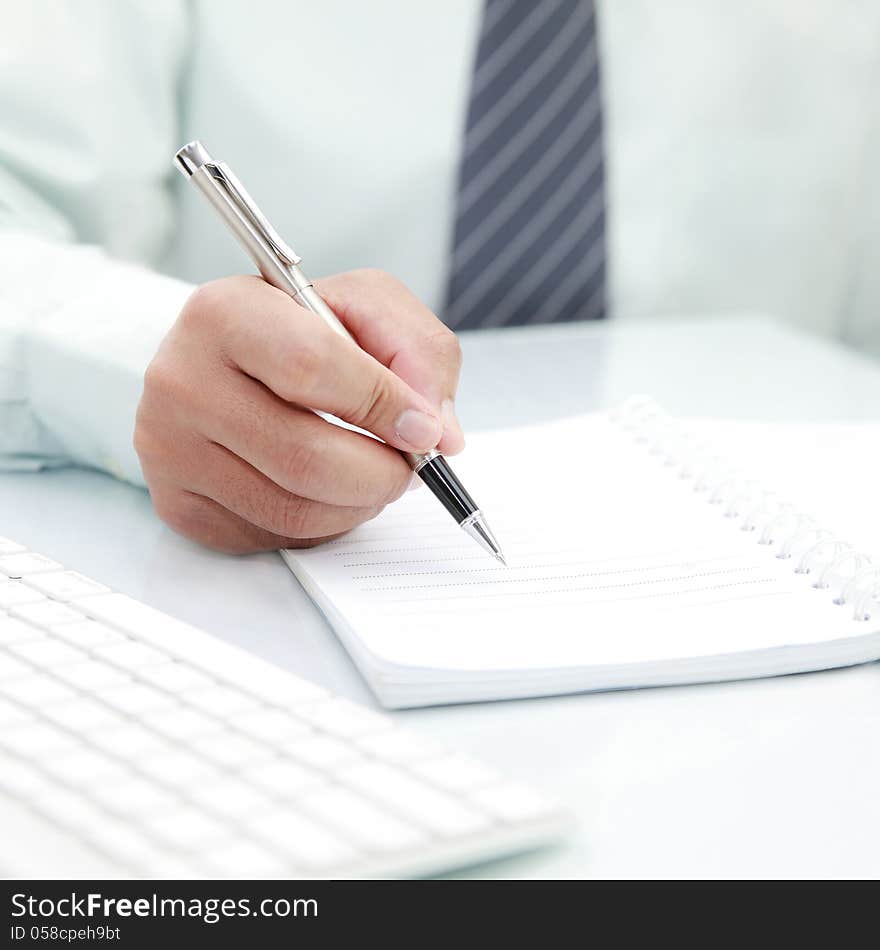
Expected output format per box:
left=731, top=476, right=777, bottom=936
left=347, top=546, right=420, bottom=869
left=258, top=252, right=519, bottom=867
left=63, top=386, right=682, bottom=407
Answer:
left=609, top=396, right=880, bottom=623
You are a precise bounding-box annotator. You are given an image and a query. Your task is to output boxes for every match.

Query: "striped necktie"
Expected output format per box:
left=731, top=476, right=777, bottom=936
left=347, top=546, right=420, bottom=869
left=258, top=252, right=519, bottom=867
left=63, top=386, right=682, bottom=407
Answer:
left=445, top=0, right=605, bottom=330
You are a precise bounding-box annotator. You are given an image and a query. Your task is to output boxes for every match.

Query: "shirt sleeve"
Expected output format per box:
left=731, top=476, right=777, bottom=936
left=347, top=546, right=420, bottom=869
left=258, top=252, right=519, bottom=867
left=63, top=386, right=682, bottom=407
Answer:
left=0, top=0, right=191, bottom=486
left=0, top=232, right=193, bottom=484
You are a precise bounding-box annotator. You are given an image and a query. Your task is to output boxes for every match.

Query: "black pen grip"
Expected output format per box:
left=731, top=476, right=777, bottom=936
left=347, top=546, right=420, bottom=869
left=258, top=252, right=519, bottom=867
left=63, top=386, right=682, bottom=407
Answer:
left=416, top=456, right=479, bottom=524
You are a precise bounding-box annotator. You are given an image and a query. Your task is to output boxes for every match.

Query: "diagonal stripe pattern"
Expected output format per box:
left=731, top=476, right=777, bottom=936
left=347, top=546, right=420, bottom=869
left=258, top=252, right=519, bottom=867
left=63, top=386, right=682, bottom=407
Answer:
left=445, top=0, right=606, bottom=329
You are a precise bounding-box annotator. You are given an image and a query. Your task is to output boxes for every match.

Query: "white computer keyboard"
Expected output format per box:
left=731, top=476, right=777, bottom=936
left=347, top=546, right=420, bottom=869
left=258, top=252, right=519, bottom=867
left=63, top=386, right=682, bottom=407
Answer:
left=0, top=536, right=567, bottom=878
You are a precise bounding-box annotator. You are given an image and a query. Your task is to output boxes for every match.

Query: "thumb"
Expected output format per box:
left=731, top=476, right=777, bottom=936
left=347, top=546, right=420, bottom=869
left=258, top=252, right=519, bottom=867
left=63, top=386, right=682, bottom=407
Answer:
left=333, top=348, right=446, bottom=455
left=389, top=343, right=466, bottom=456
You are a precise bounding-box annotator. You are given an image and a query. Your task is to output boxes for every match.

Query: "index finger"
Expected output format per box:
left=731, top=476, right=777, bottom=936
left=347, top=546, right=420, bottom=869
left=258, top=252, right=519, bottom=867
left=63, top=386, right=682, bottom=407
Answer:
left=314, top=269, right=466, bottom=454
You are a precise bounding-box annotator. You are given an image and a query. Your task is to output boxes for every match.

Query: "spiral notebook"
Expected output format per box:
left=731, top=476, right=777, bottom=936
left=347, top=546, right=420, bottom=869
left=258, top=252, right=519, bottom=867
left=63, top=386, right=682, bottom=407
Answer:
left=282, top=399, right=880, bottom=708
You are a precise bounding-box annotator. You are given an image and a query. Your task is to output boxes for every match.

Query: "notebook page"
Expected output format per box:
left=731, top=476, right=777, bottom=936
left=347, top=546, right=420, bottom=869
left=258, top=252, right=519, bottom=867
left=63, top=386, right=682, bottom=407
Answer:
left=285, top=413, right=860, bottom=674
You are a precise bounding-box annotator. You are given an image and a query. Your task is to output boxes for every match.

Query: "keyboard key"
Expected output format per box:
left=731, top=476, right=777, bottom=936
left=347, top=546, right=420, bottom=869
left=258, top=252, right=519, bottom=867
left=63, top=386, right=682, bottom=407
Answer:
left=299, top=786, right=426, bottom=853
left=196, top=733, right=267, bottom=768
left=357, top=729, right=441, bottom=764
left=412, top=756, right=500, bottom=792
left=89, top=724, right=171, bottom=759
left=10, top=600, right=85, bottom=628
left=0, top=653, right=33, bottom=681
left=54, top=661, right=132, bottom=691
left=248, top=811, right=358, bottom=871
left=202, top=840, right=291, bottom=878
left=137, top=662, right=214, bottom=693
left=231, top=709, right=312, bottom=744
left=93, top=641, right=170, bottom=670
left=51, top=619, right=126, bottom=648
left=145, top=707, right=221, bottom=741
left=246, top=759, right=325, bottom=797
left=0, top=616, right=44, bottom=645
left=76, top=592, right=193, bottom=648
left=0, top=754, right=52, bottom=797
left=1, top=721, right=84, bottom=756
left=23, top=570, right=110, bottom=602
left=43, top=749, right=130, bottom=786
left=0, top=583, right=46, bottom=609
left=92, top=779, right=179, bottom=817
left=41, top=697, right=120, bottom=732
left=468, top=783, right=559, bottom=822
left=147, top=809, right=227, bottom=850
left=136, top=751, right=220, bottom=789
left=8, top=638, right=88, bottom=668
left=337, top=763, right=490, bottom=837
left=286, top=735, right=362, bottom=770
left=0, top=696, right=32, bottom=727
left=294, top=699, right=393, bottom=738
left=3, top=675, right=77, bottom=705
left=84, top=818, right=166, bottom=870
left=95, top=683, right=178, bottom=715
left=184, top=686, right=261, bottom=718
left=33, top=787, right=108, bottom=833
left=187, top=779, right=273, bottom=818
left=143, top=856, right=207, bottom=878
left=0, top=553, right=63, bottom=578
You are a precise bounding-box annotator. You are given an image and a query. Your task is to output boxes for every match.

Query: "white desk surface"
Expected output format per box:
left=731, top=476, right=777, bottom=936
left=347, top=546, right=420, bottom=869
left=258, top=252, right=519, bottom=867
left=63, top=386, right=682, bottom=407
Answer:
left=5, top=315, right=880, bottom=879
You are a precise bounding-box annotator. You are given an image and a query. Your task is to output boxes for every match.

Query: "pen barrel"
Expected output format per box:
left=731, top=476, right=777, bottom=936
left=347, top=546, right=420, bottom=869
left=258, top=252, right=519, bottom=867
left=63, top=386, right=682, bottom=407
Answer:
left=290, top=279, right=429, bottom=470
left=188, top=161, right=431, bottom=472
left=293, top=281, right=354, bottom=343
left=189, top=165, right=320, bottom=315
left=415, top=456, right=479, bottom=524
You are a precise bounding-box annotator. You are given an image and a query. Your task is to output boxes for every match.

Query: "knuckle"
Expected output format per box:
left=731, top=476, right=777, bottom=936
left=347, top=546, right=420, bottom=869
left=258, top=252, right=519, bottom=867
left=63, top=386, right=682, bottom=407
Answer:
left=353, top=372, right=396, bottom=432
left=180, top=282, right=221, bottom=329
left=275, top=493, right=314, bottom=538
left=186, top=277, right=241, bottom=317
left=180, top=278, right=246, bottom=340
left=354, top=266, right=396, bottom=289
left=141, top=356, right=184, bottom=408
left=278, top=437, right=323, bottom=495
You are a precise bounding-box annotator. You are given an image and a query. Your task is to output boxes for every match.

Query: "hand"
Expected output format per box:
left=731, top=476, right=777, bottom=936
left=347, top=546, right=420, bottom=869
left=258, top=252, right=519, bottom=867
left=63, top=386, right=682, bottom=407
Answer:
left=134, top=270, right=465, bottom=553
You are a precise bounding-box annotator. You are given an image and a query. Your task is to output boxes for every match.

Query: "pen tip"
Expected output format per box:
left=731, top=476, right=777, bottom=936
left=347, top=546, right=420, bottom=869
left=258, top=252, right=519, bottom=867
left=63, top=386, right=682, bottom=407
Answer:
left=461, top=512, right=506, bottom=564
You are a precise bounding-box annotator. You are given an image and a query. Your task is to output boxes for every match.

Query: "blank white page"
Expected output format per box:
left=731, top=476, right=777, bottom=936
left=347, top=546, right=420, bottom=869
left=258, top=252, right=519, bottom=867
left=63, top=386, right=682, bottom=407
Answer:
left=283, top=412, right=863, bottom=676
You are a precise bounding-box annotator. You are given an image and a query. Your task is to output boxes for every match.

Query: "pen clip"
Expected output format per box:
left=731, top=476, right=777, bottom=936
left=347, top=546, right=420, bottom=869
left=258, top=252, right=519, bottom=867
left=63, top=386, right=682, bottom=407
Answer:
left=205, top=161, right=302, bottom=266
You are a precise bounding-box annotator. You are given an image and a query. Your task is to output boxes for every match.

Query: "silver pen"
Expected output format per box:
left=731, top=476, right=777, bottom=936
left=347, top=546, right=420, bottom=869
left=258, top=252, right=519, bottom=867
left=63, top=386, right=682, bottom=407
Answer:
left=174, top=141, right=505, bottom=563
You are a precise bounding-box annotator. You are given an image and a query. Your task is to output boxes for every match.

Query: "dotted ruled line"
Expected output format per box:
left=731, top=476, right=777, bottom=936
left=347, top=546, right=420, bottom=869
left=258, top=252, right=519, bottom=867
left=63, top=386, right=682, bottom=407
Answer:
left=352, top=555, right=743, bottom=581
left=360, top=565, right=759, bottom=593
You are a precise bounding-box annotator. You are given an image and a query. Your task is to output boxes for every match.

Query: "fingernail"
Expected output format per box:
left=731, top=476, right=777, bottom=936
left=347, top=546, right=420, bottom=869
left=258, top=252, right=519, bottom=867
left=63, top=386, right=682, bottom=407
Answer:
left=441, top=398, right=465, bottom=447
left=395, top=409, right=442, bottom=451
left=407, top=473, right=423, bottom=491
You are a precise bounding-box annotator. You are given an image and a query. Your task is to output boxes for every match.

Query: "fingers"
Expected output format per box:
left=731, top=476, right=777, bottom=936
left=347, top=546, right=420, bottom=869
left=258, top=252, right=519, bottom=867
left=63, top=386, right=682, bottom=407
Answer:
left=209, top=278, right=447, bottom=455
left=189, top=440, right=385, bottom=538
left=203, top=372, right=413, bottom=508
left=142, top=433, right=384, bottom=542
left=148, top=482, right=345, bottom=554
left=315, top=269, right=466, bottom=454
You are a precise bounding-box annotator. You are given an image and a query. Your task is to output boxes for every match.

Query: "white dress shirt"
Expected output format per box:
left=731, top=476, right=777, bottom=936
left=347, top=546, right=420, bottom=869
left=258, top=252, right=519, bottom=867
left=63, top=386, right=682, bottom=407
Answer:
left=1, top=0, right=879, bottom=485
